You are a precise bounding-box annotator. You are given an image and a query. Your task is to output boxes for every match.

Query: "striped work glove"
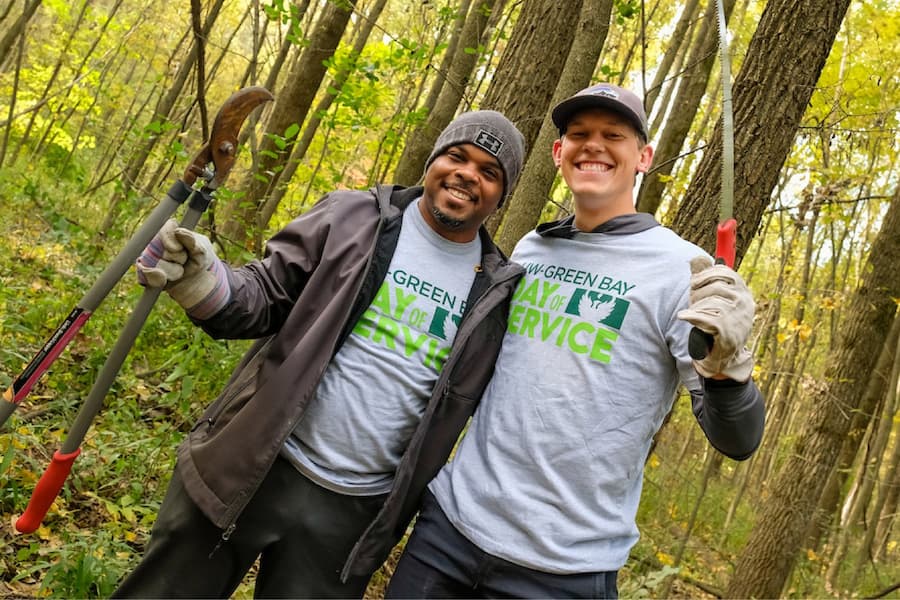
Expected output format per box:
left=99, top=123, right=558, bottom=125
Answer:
left=136, top=221, right=231, bottom=320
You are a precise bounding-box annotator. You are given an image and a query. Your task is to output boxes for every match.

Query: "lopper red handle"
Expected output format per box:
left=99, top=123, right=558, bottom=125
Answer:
left=688, top=218, right=738, bottom=360
left=15, top=448, right=81, bottom=533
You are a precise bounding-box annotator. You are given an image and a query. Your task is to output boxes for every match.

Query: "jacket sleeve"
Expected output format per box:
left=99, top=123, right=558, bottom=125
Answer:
left=691, top=377, right=765, bottom=461
left=191, top=194, right=338, bottom=339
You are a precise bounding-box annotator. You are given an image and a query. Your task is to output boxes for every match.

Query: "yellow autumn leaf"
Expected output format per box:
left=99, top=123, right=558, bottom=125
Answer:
left=806, top=548, right=819, bottom=561
left=657, top=552, right=675, bottom=566
left=647, top=453, right=661, bottom=469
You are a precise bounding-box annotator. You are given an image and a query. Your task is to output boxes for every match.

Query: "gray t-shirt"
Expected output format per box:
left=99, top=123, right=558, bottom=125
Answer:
left=283, top=199, right=481, bottom=495
left=429, top=224, right=705, bottom=573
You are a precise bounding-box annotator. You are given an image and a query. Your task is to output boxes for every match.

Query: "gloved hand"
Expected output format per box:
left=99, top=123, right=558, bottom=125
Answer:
left=136, top=219, right=187, bottom=288
left=677, top=256, right=755, bottom=381
left=136, top=221, right=231, bottom=320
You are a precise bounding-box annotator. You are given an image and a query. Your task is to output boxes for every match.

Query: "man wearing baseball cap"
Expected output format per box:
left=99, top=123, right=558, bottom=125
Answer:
left=113, top=110, right=526, bottom=598
left=386, top=83, right=765, bottom=598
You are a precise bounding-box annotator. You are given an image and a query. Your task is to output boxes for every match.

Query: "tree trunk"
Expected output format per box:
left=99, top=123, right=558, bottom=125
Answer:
left=421, top=0, right=472, bottom=118
left=256, top=0, right=390, bottom=232
left=220, top=0, right=354, bottom=247
left=0, top=23, right=25, bottom=167
left=644, top=0, right=701, bottom=117
left=827, top=325, right=900, bottom=590
left=805, top=313, right=900, bottom=554
left=670, top=0, right=852, bottom=265
left=635, top=0, right=734, bottom=216
left=725, top=190, right=900, bottom=599
left=848, top=346, right=900, bottom=589
left=874, top=437, right=900, bottom=561
left=490, top=0, right=613, bottom=251
left=391, top=0, right=500, bottom=187
left=0, top=0, right=41, bottom=69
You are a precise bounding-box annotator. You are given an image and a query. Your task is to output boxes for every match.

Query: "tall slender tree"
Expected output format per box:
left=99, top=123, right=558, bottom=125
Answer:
left=220, top=0, right=354, bottom=246
left=726, top=190, right=900, bottom=598
left=391, top=0, right=500, bottom=186
left=0, top=0, right=41, bottom=69
left=491, top=0, right=612, bottom=250
left=635, top=0, right=734, bottom=216
left=670, top=0, right=852, bottom=263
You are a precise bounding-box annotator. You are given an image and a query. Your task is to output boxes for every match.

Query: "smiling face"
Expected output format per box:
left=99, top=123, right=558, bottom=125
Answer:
left=420, top=143, right=505, bottom=242
left=553, top=107, right=654, bottom=230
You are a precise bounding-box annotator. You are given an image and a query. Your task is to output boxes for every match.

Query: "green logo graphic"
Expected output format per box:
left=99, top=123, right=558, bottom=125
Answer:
left=352, top=277, right=462, bottom=372
left=507, top=269, right=632, bottom=364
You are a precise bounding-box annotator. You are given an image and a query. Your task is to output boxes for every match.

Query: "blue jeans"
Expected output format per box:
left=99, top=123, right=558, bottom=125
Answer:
left=386, top=491, right=618, bottom=599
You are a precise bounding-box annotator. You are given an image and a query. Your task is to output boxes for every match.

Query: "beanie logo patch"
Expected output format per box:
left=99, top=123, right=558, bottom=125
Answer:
left=474, top=129, right=503, bottom=157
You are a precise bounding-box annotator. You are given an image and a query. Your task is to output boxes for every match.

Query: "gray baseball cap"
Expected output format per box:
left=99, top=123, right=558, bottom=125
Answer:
left=425, top=110, right=526, bottom=206
left=551, top=83, right=649, bottom=142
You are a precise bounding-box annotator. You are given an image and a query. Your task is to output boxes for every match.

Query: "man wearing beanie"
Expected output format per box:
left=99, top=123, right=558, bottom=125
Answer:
left=387, top=84, right=765, bottom=598
left=113, top=110, right=526, bottom=598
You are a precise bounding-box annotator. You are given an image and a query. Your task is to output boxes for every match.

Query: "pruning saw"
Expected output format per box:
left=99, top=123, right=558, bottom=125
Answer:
left=688, top=0, right=738, bottom=360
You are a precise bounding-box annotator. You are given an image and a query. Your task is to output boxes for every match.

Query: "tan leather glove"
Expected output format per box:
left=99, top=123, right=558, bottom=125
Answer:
left=677, top=256, right=755, bottom=381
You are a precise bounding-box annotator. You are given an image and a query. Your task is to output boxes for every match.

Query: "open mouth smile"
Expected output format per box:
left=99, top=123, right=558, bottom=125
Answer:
left=576, top=161, right=613, bottom=172
left=445, top=185, right=476, bottom=203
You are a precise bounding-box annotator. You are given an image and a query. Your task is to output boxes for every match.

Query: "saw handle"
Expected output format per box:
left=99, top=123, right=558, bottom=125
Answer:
left=688, top=219, right=737, bottom=361
left=15, top=448, right=81, bottom=533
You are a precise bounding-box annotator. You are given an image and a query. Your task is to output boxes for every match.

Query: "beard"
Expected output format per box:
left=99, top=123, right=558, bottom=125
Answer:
left=431, top=205, right=465, bottom=229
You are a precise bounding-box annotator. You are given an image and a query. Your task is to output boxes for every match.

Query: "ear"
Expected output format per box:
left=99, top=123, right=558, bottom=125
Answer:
left=636, top=144, right=654, bottom=174
left=552, top=139, right=563, bottom=168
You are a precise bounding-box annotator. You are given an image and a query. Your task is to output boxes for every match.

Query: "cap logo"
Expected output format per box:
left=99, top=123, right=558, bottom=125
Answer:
left=592, top=86, right=619, bottom=100
left=474, top=129, right=503, bottom=157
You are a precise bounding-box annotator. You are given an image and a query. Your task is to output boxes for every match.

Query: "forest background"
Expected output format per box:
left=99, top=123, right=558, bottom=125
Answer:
left=1, top=0, right=899, bottom=597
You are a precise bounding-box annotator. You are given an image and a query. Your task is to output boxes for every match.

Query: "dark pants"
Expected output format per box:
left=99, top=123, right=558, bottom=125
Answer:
left=113, top=456, right=386, bottom=599
left=386, top=491, right=618, bottom=599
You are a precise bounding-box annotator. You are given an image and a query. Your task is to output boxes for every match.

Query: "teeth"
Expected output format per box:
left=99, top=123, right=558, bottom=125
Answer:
left=579, top=162, right=611, bottom=172
left=447, top=187, right=472, bottom=201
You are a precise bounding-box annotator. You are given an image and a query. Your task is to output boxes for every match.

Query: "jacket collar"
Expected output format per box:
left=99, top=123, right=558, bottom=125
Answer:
left=536, top=212, right=660, bottom=238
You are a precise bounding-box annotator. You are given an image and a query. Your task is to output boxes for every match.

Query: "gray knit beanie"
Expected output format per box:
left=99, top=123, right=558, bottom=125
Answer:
left=424, top=110, right=526, bottom=206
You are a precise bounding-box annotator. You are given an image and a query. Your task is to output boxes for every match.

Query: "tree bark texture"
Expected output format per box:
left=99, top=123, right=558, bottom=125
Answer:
left=491, top=0, right=612, bottom=251
left=257, top=0, right=389, bottom=231
left=636, top=0, right=733, bottom=216
left=725, top=190, right=900, bottom=599
left=670, top=0, right=852, bottom=265
left=479, top=0, right=583, bottom=153
left=0, top=0, right=41, bottom=69
left=391, top=0, right=499, bottom=187
left=222, top=0, right=353, bottom=245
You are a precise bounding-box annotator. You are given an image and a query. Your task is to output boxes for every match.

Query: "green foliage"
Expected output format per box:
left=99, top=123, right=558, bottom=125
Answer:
left=613, top=0, right=640, bottom=24
left=3, top=0, right=900, bottom=597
